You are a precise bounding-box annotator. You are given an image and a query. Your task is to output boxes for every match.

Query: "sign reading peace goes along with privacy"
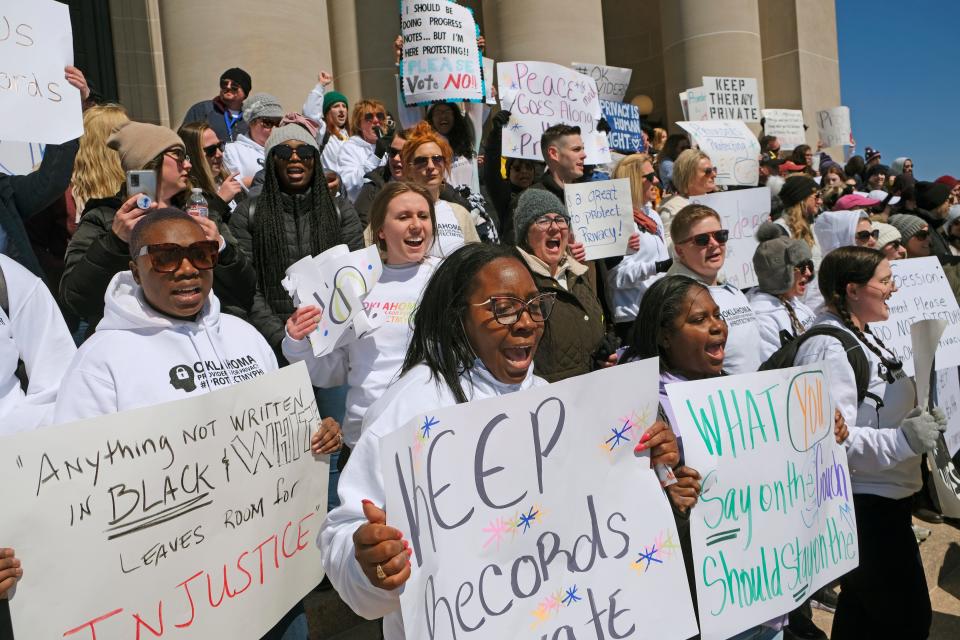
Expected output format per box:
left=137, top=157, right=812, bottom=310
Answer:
left=380, top=359, right=699, bottom=640
left=666, top=364, right=858, bottom=640
left=0, top=363, right=329, bottom=639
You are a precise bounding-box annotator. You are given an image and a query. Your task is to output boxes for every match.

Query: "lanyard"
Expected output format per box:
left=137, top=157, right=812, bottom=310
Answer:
left=223, top=110, right=242, bottom=139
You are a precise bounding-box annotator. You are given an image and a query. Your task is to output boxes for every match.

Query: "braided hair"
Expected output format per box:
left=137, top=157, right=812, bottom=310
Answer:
left=780, top=296, right=806, bottom=337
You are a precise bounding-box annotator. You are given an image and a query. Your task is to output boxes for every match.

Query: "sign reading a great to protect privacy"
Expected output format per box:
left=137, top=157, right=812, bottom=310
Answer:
left=689, top=187, right=771, bottom=289
left=399, top=0, right=483, bottom=106
left=380, top=360, right=699, bottom=640
left=0, top=364, right=328, bottom=639
left=667, top=364, right=859, bottom=640
left=600, top=100, right=644, bottom=153
left=677, top=120, right=761, bottom=187
left=0, top=0, right=84, bottom=144
left=565, top=178, right=634, bottom=261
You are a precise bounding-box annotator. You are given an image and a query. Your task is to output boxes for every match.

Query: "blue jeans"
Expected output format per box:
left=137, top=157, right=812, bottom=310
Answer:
left=314, top=385, right=348, bottom=510
left=260, top=602, right=308, bottom=640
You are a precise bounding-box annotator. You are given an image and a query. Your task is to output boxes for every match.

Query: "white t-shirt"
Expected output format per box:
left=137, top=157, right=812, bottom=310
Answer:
left=710, top=282, right=762, bottom=374
left=430, top=200, right=468, bottom=258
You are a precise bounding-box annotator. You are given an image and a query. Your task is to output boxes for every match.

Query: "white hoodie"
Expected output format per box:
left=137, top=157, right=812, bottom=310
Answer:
left=223, top=133, right=266, bottom=189
left=605, top=203, right=670, bottom=323
left=814, top=209, right=867, bottom=255
left=301, top=83, right=350, bottom=174
left=338, top=135, right=387, bottom=203
left=320, top=361, right=546, bottom=639
left=53, top=272, right=278, bottom=424
left=746, top=289, right=816, bottom=361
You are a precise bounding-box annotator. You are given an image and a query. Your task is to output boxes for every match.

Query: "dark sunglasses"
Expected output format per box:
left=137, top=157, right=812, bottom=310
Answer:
left=387, top=147, right=402, bottom=158
left=219, top=81, right=241, bottom=92
left=642, top=171, right=657, bottom=182
left=202, top=141, right=225, bottom=157
left=914, top=230, right=930, bottom=241
left=137, top=241, right=219, bottom=273
left=412, top=154, right=445, bottom=169
left=856, top=229, right=880, bottom=242
left=794, top=259, right=816, bottom=282
left=273, top=143, right=317, bottom=162
left=256, top=118, right=281, bottom=129
left=679, top=229, right=729, bottom=246
left=363, top=111, right=387, bottom=122
left=885, top=239, right=903, bottom=250
left=702, top=166, right=718, bottom=176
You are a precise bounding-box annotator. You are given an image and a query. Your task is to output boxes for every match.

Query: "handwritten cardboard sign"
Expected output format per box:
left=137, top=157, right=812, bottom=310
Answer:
left=565, top=178, right=634, bottom=261
left=935, top=366, right=960, bottom=456
left=399, top=0, right=483, bottom=106
left=0, top=364, right=328, bottom=639
left=677, top=120, right=761, bottom=187
left=380, top=360, right=698, bottom=640
left=571, top=61, right=632, bottom=102
left=497, top=60, right=610, bottom=165
left=868, top=257, right=960, bottom=377
left=816, top=107, right=852, bottom=148
left=282, top=244, right=384, bottom=358
left=600, top=100, right=644, bottom=153
left=929, top=366, right=960, bottom=516
left=0, top=140, right=45, bottom=174
left=683, top=86, right=711, bottom=121
left=701, top=76, right=760, bottom=122
left=689, top=187, right=771, bottom=289
left=761, top=109, right=806, bottom=150
left=667, top=364, right=859, bottom=640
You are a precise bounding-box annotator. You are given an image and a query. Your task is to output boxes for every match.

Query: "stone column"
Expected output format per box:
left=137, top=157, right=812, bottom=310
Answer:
left=327, top=0, right=400, bottom=112
left=602, top=0, right=666, bottom=125
left=109, top=0, right=168, bottom=125
left=483, top=0, right=606, bottom=65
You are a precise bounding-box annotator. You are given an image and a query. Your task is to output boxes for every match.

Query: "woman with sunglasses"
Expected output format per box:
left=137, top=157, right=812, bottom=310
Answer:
left=178, top=121, right=244, bottom=214
left=223, top=93, right=284, bottom=190
left=657, top=148, right=716, bottom=245
left=794, top=246, right=945, bottom=639
left=666, top=204, right=761, bottom=374
left=888, top=214, right=932, bottom=258
left=62, top=121, right=255, bottom=332
left=337, top=99, right=392, bottom=202
left=874, top=222, right=907, bottom=260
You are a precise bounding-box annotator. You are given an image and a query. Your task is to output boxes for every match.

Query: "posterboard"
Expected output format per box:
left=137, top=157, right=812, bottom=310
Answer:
left=0, top=140, right=45, bottom=175
left=701, top=76, right=760, bottom=122
left=600, top=99, right=644, bottom=153
left=0, top=363, right=329, bottom=639
left=0, top=0, right=84, bottom=144
left=816, top=107, right=852, bottom=148
left=380, top=359, right=699, bottom=640
left=677, top=120, right=761, bottom=187
left=483, top=56, right=496, bottom=104
left=761, top=109, right=806, bottom=150
left=571, top=61, right=632, bottom=102
left=666, top=364, right=859, bottom=640
left=869, top=257, right=960, bottom=377
left=689, top=187, right=771, bottom=289
left=497, top=61, right=610, bottom=165
left=929, top=367, right=960, bottom=517
left=564, top=178, right=634, bottom=261
left=684, top=87, right=711, bottom=121
left=399, top=0, right=483, bottom=106
left=935, top=366, right=960, bottom=457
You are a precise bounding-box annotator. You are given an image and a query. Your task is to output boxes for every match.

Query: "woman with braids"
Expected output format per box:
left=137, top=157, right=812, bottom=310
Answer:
left=319, top=242, right=682, bottom=638
left=794, top=246, right=946, bottom=640
left=177, top=120, right=244, bottom=214
left=229, top=124, right=364, bottom=359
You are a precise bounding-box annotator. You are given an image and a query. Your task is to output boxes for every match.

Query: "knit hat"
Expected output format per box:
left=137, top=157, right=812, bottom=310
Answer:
left=935, top=175, right=959, bottom=189
left=778, top=175, right=819, bottom=208
left=264, top=123, right=321, bottom=158
left=220, top=67, right=252, bottom=95
left=916, top=181, right=951, bottom=211
left=873, top=222, right=900, bottom=249
left=864, top=146, right=881, bottom=163
left=106, top=121, right=184, bottom=171
left=514, top=189, right=569, bottom=243
left=322, top=91, right=348, bottom=115
left=888, top=214, right=927, bottom=242
left=243, top=92, right=283, bottom=123
left=753, top=221, right=812, bottom=295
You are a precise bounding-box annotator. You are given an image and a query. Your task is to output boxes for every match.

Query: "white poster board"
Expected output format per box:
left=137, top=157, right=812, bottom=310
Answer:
left=689, top=187, right=771, bottom=288
left=399, top=0, right=483, bottom=106
left=0, top=140, right=46, bottom=174
left=564, top=178, right=634, bottom=261
left=497, top=61, right=610, bottom=165
left=684, top=86, right=711, bottom=121
left=571, top=61, right=633, bottom=102
left=702, top=76, right=760, bottom=122
left=869, top=257, right=960, bottom=377
left=482, top=56, right=496, bottom=104
left=0, top=0, right=84, bottom=144
left=816, top=107, right=852, bottom=148
left=667, top=364, right=859, bottom=640
left=0, top=364, right=328, bottom=639
left=380, top=359, right=699, bottom=640
left=761, top=108, right=806, bottom=150
left=677, top=120, right=761, bottom=187
left=935, top=366, right=960, bottom=457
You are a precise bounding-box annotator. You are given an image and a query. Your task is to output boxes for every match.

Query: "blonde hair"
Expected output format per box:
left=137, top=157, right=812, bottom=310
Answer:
left=71, top=104, right=128, bottom=213
left=613, top=153, right=654, bottom=209
left=349, top=99, right=386, bottom=137
left=782, top=202, right=816, bottom=247
left=671, top=148, right=710, bottom=196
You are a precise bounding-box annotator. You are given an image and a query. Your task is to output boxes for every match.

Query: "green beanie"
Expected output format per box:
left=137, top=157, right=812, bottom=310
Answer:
left=322, top=91, right=348, bottom=115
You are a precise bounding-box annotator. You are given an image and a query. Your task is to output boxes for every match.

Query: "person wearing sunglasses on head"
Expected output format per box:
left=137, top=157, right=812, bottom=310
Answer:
left=657, top=149, right=717, bottom=246
left=666, top=204, right=761, bottom=374
left=178, top=121, right=245, bottom=214
left=222, top=93, right=283, bottom=190
left=181, top=68, right=252, bottom=143
left=874, top=222, right=906, bottom=261
left=337, top=99, right=392, bottom=203
left=62, top=121, right=255, bottom=333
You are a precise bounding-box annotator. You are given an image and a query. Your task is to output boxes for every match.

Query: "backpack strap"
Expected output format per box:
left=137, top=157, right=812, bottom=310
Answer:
left=796, top=325, right=875, bottom=406
left=0, top=262, right=8, bottom=318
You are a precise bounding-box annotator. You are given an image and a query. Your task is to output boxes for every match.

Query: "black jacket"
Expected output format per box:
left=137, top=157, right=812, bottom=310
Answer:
left=182, top=97, right=249, bottom=142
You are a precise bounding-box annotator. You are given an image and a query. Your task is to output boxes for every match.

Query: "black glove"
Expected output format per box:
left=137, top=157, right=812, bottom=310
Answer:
left=373, top=127, right=390, bottom=159
left=597, top=117, right=611, bottom=134
left=492, top=109, right=511, bottom=128
left=655, top=258, right=673, bottom=273
left=592, top=332, right=622, bottom=369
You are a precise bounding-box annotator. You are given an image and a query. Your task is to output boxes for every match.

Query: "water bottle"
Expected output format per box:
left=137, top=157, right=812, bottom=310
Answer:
left=187, top=188, right=209, bottom=218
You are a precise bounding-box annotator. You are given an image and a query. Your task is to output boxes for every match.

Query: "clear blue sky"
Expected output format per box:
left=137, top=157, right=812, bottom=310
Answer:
left=836, top=2, right=959, bottom=180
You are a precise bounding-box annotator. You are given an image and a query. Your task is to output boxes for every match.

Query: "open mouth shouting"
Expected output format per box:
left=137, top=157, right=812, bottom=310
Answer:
left=170, top=283, right=204, bottom=309
left=704, top=337, right=725, bottom=366
left=502, top=343, right=535, bottom=373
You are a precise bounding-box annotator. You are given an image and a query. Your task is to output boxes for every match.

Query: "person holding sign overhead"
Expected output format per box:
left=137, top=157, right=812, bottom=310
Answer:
left=657, top=149, right=717, bottom=246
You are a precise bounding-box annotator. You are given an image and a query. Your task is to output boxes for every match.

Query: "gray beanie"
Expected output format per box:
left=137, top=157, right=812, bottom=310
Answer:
left=514, top=189, right=569, bottom=243
left=264, top=124, right=320, bottom=158
left=753, top=221, right=813, bottom=295
left=873, top=222, right=901, bottom=249
left=888, top=214, right=927, bottom=243
left=242, top=92, right=283, bottom=122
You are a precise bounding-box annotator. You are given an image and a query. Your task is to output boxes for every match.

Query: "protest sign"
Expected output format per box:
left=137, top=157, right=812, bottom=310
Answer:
left=497, top=60, right=610, bottom=165
left=571, top=61, right=632, bottom=102
left=564, top=178, right=634, bottom=260
left=482, top=56, right=496, bottom=104
left=702, top=76, right=760, bottom=122
left=380, top=359, right=699, bottom=640
left=869, top=257, right=960, bottom=377
left=683, top=87, right=711, bottom=121
left=0, top=0, right=84, bottom=144
left=935, top=366, right=960, bottom=456
left=929, top=368, right=960, bottom=519
left=282, top=244, right=383, bottom=357
left=816, top=107, right=852, bottom=147
left=0, top=363, right=328, bottom=639
left=760, top=109, right=806, bottom=149
left=667, top=364, right=859, bottom=640
left=677, top=120, right=761, bottom=187
left=689, top=187, right=771, bottom=288
left=0, top=140, right=45, bottom=175
left=600, top=99, right=644, bottom=153
left=399, top=0, right=483, bottom=106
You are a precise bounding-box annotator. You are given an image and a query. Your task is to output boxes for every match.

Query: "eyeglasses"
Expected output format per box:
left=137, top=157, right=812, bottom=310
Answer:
left=914, top=230, right=930, bottom=241
left=794, top=259, right=816, bottom=282
left=363, top=111, right=387, bottom=123
left=856, top=229, right=880, bottom=242
left=256, top=118, right=281, bottom=129
left=412, top=154, right=445, bottom=169
left=137, top=240, right=219, bottom=273
left=642, top=171, right=658, bottom=183
left=164, top=149, right=190, bottom=166
left=273, top=143, right=317, bottom=162
left=678, top=229, right=729, bottom=246
left=532, top=215, right=569, bottom=230
left=219, top=81, right=241, bottom=93
left=202, top=141, right=225, bottom=157
left=471, top=293, right=557, bottom=325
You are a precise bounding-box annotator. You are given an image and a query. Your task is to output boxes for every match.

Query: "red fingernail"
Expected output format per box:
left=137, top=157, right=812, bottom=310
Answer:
left=634, top=442, right=646, bottom=453
left=403, top=540, right=409, bottom=549
left=641, top=432, right=652, bottom=443
left=406, top=548, right=413, bottom=556
left=361, top=499, right=372, bottom=505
